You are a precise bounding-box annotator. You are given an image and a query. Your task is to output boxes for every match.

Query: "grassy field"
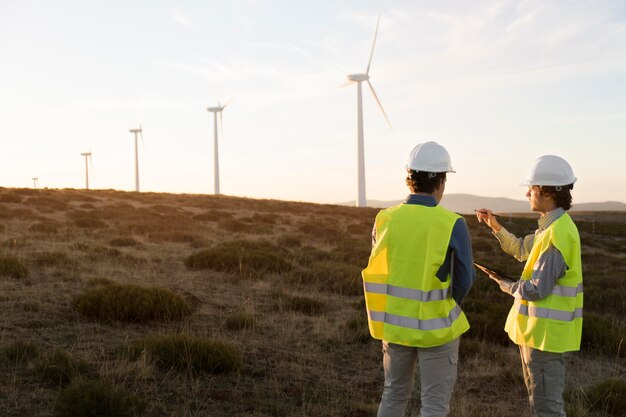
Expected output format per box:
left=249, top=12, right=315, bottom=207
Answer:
left=0, top=187, right=624, bottom=417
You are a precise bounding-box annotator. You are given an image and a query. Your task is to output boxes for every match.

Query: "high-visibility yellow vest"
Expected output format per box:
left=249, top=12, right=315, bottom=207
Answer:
left=504, top=213, right=583, bottom=353
left=361, top=203, right=469, bottom=347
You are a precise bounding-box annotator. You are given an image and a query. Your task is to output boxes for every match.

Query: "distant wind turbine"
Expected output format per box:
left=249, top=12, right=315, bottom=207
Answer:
left=32, top=177, right=38, bottom=189
left=129, top=126, right=143, bottom=192
left=340, top=15, right=391, bottom=208
left=80, top=152, right=92, bottom=190
left=206, top=100, right=230, bottom=195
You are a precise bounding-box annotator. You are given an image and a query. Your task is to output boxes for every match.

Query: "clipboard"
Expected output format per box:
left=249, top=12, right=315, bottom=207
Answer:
left=473, top=261, right=512, bottom=281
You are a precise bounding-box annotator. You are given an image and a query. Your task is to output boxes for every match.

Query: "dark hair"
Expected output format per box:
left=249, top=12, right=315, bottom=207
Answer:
left=405, top=170, right=446, bottom=194
left=539, top=184, right=574, bottom=211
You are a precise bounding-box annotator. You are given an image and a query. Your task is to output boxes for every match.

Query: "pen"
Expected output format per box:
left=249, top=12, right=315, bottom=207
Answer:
left=474, top=210, right=500, bottom=218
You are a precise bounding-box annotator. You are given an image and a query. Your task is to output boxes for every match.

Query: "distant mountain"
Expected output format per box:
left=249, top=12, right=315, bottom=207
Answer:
left=341, top=194, right=626, bottom=214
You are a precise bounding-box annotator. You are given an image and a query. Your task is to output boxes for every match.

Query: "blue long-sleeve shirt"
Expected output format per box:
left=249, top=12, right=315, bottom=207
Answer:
left=371, top=194, right=475, bottom=304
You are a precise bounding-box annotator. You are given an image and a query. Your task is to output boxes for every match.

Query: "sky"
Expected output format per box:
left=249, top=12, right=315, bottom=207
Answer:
left=1, top=0, right=625, bottom=205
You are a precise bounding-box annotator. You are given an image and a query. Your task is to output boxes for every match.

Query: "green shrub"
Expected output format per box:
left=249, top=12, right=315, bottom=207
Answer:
left=225, top=312, right=256, bottom=330
left=87, top=277, right=115, bottom=286
left=29, top=221, right=60, bottom=234
left=184, top=240, right=292, bottom=274
left=36, top=349, right=89, bottom=385
left=276, top=234, right=303, bottom=248
left=346, top=312, right=371, bottom=343
left=130, top=335, right=242, bottom=374
left=25, top=196, right=68, bottom=211
left=69, top=210, right=108, bottom=229
left=463, top=298, right=512, bottom=345
left=217, top=218, right=248, bottom=233
left=289, top=262, right=363, bottom=296
left=581, top=313, right=625, bottom=358
left=0, top=193, right=23, bottom=203
left=53, top=378, right=146, bottom=417
left=72, top=284, right=192, bottom=323
left=0, top=255, right=29, bottom=279
left=194, top=210, right=232, bottom=222
left=35, top=251, right=73, bottom=267
left=2, top=339, right=39, bottom=363
left=584, top=378, right=626, bottom=416
left=109, top=237, right=139, bottom=247
left=271, top=291, right=325, bottom=315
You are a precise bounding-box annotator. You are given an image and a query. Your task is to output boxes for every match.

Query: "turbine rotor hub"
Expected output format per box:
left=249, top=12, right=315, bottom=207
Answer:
left=347, top=74, right=369, bottom=82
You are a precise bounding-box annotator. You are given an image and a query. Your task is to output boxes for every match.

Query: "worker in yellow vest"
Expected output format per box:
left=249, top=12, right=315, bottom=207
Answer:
left=362, top=141, right=475, bottom=417
left=476, top=155, right=582, bottom=417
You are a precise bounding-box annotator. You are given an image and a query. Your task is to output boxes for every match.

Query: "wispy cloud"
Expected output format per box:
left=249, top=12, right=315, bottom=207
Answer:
left=72, top=98, right=188, bottom=114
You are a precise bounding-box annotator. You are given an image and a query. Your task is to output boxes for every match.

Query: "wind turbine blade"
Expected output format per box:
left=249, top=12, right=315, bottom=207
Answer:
left=367, top=80, right=392, bottom=129
left=366, top=14, right=381, bottom=75
left=222, top=97, right=234, bottom=108
left=337, top=81, right=355, bottom=88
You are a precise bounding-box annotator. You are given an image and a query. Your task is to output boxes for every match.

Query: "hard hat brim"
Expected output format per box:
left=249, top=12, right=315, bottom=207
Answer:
left=519, top=177, right=577, bottom=187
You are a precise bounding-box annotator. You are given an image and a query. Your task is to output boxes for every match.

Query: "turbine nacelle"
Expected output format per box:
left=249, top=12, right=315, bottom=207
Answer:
left=347, top=74, right=370, bottom=82
left=129, top=128, right=142, bottom=134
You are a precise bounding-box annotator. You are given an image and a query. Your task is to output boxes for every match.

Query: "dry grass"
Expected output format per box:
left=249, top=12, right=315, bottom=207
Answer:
left=0, top=187, right=623, bottom=416
left=72, top=284, right=192, bottom=323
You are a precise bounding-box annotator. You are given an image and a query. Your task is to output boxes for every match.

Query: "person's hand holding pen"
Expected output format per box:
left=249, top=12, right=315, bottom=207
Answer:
left=475, top=209, right=502, bottom=232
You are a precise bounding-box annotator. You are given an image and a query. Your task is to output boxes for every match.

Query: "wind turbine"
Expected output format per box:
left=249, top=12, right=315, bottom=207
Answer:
left=129, top=126, right=143, bottom=192
left=32, top=177, right=38, bottom=189
left=341, top=15, right=391, bottom=207
left=206, top=101, right=230, bottom=195
left=80, top=152, right=92, bottom=190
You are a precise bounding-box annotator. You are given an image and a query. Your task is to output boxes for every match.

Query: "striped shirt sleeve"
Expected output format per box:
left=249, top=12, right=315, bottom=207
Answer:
left=493, top=227, right=567, bottom=301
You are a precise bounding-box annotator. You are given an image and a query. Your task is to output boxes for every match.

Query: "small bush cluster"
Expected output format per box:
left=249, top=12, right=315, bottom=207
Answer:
left=36, top=349, right=90, bottom=385
left=35, top=251, right=74, bottom=268
left=109, top=237, right=139, bottom=247
left=25, top=196, right=68, bottom=211
left=72, top=284, right=192, bottom=323
left=346, top=312, right=371, bottom=343
left=193, top=209, right=233, bottom=222
left=0, top=255, right=29, bottom=279
left=0, top=193, right=23, bottom=203
left=270, top=290, right=325, bottom=315
left=53, top=378, right=146, bottom=417
left=585, top=378, right=626, bottom=416
left=463, top=297, right=512, bottom=346
left=184, top=240, right=292, bottom=275
left=581, top=313, right=625, bottom=358
left=130, top=335, right=242, bottom=374
left=68, top=210, right=108, bottom=229
left=217, top=218, right=248, bottom=233
left=289, top=262, right=363, bottom=296
left=225, top=312, right=256, bottom=330
left=2, top=339, right=39, bottom=363
left=29, top=221, right=60, bottom=234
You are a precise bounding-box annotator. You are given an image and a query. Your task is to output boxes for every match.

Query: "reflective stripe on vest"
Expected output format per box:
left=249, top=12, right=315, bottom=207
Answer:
left=551, top=283, right=583, bottom=298
left=513, top=300, right=583, bottom=322
left=368, top=305, right=462, bottom=331
left=364, top=282, right=450, bottom=302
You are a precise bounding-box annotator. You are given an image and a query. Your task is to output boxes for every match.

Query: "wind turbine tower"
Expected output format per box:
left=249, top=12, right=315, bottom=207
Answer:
left=129, top=126, right=142, bottom=192
left=32, top=177, right=38, bottom=189
left=81, top=152, right=92, bottom=190
left=342, top=15, right=391, bottom=207
left=206, top=102, right=229, bottom=195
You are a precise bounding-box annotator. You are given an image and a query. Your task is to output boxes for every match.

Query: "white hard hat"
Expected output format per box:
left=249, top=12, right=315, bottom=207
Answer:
left=520, top=155, right=577, bottom=187
left=406, top=141, right=455, bottom=173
